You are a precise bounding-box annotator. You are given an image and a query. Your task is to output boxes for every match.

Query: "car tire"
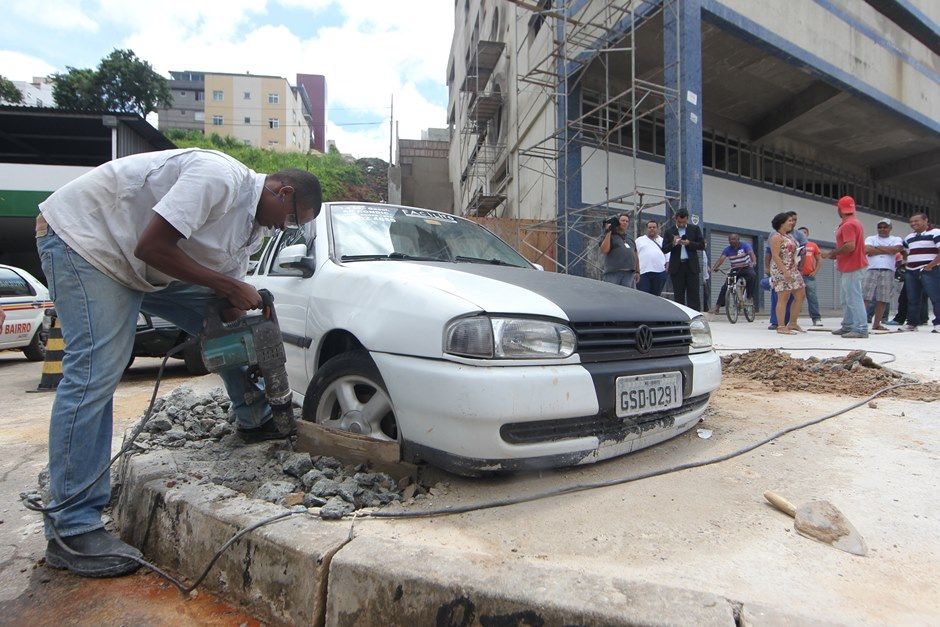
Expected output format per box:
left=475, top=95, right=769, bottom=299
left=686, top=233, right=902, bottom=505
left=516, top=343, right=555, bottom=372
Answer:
left=182, top=342, right=209, bottom=376
left=302, top=350, right=399, bottom=442
left=22, top=329, right=45, bottom=362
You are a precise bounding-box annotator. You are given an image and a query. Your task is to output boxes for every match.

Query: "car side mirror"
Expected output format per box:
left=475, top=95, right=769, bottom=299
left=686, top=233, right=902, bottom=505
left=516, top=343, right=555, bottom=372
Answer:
left=275, top=243, right=315, bottom=278
left=532, top=263, right=544, bottom=271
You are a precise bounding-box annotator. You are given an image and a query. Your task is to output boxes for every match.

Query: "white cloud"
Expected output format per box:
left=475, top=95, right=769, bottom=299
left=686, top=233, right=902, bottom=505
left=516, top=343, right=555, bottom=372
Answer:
left=0, top=51, right=56, bottom=80
left=10, top=0, right=98, bottom=32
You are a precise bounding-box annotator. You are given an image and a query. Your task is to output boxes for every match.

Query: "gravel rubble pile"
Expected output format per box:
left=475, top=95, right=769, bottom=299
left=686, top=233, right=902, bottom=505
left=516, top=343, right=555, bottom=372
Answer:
left=125, top=386, right=444, bottom=519
left=720, top=349, right=939, bottom=399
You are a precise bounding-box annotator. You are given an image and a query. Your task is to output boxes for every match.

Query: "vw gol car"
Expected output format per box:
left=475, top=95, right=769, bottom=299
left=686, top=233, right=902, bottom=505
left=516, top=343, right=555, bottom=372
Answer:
left=0, top=264, right=52, bottom=361
left=249, top=203, right=721, bottom=475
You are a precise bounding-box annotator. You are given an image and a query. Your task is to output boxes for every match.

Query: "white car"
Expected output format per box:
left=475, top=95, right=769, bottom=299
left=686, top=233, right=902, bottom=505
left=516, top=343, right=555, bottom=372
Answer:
left=0, top=264, right=51, bottom=361
left=249, top=203, right=721, bottom=475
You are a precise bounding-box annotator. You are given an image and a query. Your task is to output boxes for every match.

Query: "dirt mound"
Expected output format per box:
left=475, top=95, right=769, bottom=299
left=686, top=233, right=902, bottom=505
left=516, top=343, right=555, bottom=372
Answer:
left=720, top=349, right=940, bottom=400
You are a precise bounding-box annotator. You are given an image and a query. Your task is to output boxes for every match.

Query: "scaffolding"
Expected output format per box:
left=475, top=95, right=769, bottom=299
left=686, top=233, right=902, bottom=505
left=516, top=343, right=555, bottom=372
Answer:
left=458, top=39, right=509, bottom=217
left=504, top=0, right=683, bottom=277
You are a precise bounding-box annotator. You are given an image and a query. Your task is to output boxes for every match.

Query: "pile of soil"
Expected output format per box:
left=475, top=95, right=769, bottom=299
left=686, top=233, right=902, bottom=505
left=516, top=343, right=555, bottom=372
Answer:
left=720, top=349, right=940, bottom=400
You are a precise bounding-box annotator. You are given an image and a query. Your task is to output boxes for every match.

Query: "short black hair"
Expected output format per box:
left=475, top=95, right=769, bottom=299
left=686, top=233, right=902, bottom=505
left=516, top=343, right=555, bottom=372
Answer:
left=272, top=168, right=322, bottom=218
left=646, top=219, right=658, bottom=227
left=675, top=209, right=689, bottom=218
left=911, top=212, right=929, bottom=221
left=772, top=212, right=790, bottom=231
left=786, top=211, right=797, bottom=217
left=798, top=226, right=809, bottom=233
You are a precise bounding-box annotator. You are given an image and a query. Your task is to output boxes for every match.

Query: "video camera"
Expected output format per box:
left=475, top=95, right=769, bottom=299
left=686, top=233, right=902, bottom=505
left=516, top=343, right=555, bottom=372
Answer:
left=605, top=215, right=620, bottom=231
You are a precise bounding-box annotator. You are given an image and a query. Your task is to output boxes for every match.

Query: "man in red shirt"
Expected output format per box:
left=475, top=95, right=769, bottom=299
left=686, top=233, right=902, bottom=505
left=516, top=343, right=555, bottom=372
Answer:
left=824, top=196, right=869, bottom=338
left=797, top=226, right=823, bottom=326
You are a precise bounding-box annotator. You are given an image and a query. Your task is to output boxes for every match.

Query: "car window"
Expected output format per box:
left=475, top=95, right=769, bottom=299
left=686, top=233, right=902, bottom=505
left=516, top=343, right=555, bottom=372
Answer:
left=330, top=205, right=530, bottom=267
left=268, top=225, right=312, bottom=276
left=0, top=268, right=35, bottom=297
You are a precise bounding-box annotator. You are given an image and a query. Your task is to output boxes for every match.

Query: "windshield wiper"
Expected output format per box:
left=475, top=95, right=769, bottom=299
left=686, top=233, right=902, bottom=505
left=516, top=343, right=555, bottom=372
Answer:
left=341, top=252, right=444, bottom=262
left=454, top=255, right=520, bottom=267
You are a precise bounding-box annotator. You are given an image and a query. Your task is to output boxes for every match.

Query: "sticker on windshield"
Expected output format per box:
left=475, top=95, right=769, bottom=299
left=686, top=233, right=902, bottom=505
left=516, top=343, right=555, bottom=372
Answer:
left=402, top=208, right=457, bottom=223
left=355, top=206, right=396, bottom=222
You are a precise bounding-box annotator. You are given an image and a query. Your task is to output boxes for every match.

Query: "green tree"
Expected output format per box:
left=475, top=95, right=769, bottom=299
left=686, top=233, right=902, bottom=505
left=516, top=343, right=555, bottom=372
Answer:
left=51, top=49, right=170, bottom=116
left=0, top=75, right=23, bottom=103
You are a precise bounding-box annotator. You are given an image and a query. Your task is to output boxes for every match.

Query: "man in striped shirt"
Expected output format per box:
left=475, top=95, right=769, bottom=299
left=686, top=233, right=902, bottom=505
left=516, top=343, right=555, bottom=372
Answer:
left=901, top=212, right=940, bottom=333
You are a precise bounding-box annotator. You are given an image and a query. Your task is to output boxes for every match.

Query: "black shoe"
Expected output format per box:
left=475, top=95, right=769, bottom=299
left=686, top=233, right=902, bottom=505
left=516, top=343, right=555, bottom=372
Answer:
left=45, top=528, right=142, bottom=578
left=237, top=417, right=296, bottom=443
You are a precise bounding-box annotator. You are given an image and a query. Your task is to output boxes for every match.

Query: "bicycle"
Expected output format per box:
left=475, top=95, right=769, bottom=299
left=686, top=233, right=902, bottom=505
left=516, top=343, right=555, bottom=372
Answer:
left=716, top=268, right=755, bottom=324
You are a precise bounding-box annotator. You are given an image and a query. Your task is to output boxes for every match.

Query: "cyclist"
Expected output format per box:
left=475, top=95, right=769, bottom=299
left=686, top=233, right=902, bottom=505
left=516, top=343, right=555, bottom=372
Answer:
left=710, top=233, right=757, bottom=314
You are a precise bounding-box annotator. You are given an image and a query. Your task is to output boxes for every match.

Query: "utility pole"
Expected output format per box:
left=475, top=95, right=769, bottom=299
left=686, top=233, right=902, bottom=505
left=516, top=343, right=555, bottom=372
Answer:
left=389, top=94, right=394, bottom=165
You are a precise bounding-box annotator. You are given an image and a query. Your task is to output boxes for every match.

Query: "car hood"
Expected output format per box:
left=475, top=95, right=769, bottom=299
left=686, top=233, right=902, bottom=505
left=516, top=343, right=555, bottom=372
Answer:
left=342, top=260, right=694, bottom=322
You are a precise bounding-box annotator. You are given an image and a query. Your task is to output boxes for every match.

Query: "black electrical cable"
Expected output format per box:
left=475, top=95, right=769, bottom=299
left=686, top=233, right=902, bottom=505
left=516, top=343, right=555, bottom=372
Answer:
left=354, top=380, right=930, bottom=520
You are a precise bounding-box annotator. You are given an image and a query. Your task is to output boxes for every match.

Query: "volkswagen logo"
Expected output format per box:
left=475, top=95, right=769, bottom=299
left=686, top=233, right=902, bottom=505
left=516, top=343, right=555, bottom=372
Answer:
left=635, top=324, right=654, bottom=353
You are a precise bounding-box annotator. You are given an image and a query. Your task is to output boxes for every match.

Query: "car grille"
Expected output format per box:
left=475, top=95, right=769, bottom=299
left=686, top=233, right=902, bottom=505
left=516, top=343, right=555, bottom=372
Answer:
left=500, top=394, right=710, bottom=445
left=572, top=320, right=692, bottom=362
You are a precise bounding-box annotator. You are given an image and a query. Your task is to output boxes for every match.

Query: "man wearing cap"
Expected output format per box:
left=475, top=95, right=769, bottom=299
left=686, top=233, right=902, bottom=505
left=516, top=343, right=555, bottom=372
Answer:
left=863, top=219, right=903, bottom=331
left=824, top=196, right=869, bottom=338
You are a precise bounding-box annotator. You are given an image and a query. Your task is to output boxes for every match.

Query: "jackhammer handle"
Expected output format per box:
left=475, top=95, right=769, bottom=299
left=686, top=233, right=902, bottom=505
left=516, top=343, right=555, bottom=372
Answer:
left=763, top=491, right=796, bottom=518
left=258, top=289, right=277, bottom=322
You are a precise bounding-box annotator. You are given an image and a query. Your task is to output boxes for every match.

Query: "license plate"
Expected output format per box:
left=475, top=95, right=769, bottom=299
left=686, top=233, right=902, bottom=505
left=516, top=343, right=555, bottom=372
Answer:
left=615, top=372, right=682, bottom=418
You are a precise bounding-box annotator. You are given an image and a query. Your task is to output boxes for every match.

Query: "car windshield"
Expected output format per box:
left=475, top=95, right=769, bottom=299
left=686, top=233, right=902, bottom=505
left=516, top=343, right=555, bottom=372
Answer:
left=330, top=204, right=531, bottom=267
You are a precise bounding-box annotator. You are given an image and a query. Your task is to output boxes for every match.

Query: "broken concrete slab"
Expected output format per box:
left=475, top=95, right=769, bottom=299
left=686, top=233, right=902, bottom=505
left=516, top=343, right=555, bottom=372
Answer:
left=325, top=536, right=737, bottom=626
left=115, top=450, right=352, bottom=626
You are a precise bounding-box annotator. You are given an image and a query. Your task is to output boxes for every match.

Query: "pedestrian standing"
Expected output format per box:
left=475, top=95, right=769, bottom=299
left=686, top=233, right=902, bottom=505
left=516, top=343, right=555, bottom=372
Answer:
left=768, top=213, right=806, bottom=334
left=35, top=148, right=322, bottom=577
left=825, top=196, right=869, bottom=338
left=764, top=211, right=806, bottom=329
left=797, top=226, right=823, bottom=326
left=863, top=219, right=903, bottom=331
left=636, top=220, right=669, bottom=296
left=900, top=212, right=940, bottom=332
left=661, top=209, right=705, bottom=310
left=599, top=213, right=640, bottom=288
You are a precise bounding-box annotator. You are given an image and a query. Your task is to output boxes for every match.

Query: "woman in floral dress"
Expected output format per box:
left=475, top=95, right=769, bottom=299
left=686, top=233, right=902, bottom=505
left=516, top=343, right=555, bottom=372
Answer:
left=769, top=212, right=806, bottom=335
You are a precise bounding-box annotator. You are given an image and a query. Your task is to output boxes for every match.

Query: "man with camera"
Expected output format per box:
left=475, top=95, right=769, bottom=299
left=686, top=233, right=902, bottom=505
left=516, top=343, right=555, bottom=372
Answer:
left=599, top=213, right=640, bottom=288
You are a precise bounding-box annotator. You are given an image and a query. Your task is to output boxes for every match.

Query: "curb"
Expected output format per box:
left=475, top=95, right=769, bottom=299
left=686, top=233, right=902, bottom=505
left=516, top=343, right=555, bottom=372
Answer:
left=115, top=451, right=831, bottom=626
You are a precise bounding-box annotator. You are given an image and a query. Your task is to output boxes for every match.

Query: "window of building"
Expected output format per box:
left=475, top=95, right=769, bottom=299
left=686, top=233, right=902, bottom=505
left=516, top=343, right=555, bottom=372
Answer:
left=268, top=118, right=279, bottom=129
left=244, top=91, right=251, bottom=99
left=268, top=140, right=279, bottom=146
left=243, top=139, right=251, bottom=145
left=212, top=115, right=223, bottom=125
left=179, top=90, right=186, bottom=96
left=268, top=93, right=279, bottom=104
left=195, top=91, right=205, bottom=101
left=244, top=116, right=251, bottom=124
left=179, top=110, right=187, bottom=115
left=213, top=90, right=224, bottom=101
left=194, top=111, right=205, bottom=121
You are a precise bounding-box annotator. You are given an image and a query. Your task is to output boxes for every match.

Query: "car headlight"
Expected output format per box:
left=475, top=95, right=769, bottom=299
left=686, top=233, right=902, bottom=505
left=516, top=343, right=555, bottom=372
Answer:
left=689, top=316, right=713, bottom=349
left=445, top=316, right=576, bottom=359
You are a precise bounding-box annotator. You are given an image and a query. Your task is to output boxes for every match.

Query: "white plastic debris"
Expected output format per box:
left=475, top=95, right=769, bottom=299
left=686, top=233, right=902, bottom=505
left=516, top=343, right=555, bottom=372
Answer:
left=697, top=428, right=713, bottom=439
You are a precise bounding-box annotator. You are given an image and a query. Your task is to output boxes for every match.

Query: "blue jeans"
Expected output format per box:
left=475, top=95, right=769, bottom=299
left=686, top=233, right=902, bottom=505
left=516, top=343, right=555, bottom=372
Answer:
left=769, top=290, right=794, bottom=326
left=803, top=275, right=821, bottom=321
left=602, top=270, right=637, bottom=289
left=839, top=269, right=867, bottom=333
left=637, top=270, right=667, bottom=296
left=37, top=228, right=270, bottom=539
left=905, top=267, right=940, bottom=327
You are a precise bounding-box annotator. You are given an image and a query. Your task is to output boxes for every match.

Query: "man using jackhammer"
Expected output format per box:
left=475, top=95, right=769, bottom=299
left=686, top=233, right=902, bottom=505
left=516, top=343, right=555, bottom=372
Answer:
left=35, top=148, right=321, bottom=578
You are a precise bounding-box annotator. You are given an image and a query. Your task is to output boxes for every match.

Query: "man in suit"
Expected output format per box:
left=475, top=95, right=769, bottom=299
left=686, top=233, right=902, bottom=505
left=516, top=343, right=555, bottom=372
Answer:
left=662, top=208, right=706, bottom=310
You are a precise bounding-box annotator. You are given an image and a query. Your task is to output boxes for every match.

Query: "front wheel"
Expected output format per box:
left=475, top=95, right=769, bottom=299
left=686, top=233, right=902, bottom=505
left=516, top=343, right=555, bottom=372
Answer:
left=302, top=351, right=399, bottom=442
left=22, top=329, right=45, bottom=362
left=725, top=286, right=739, bottom=324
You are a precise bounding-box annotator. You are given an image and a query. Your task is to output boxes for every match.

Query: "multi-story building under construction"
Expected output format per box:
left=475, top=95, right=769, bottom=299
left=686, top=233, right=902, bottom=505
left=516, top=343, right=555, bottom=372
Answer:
left=447, top=0, right=939, bottom=310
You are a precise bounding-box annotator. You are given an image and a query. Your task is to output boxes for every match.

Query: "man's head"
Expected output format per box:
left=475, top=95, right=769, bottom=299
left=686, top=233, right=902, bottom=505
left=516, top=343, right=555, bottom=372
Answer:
left=798, top=226, right=809, bottom=237
left=728, top=233, right=740, bottom=247
left=675, top=209, right=689, bottom=228
left=646, top=220, right=659, bottom=238
left=909, top=212, right=929, bottom=233
left=257, top=169, right=322, bottom=230
left=876, top=218, right=892, bottom=236
left=837, top=195, right=856, bottom=219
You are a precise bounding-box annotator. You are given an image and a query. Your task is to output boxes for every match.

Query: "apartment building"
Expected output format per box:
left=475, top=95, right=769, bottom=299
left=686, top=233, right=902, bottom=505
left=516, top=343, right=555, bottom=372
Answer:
left=159, top=71, right=313, bottom=153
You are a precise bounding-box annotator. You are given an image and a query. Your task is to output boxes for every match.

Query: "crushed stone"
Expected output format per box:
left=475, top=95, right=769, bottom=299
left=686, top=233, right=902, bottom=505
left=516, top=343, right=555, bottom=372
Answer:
left=125, top=386, right=433, bottom=519
left=720, top=349, right=940, bottom=400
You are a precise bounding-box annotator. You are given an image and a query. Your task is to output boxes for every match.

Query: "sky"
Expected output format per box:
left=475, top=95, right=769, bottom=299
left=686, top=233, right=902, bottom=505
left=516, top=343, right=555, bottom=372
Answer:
left=0, top=1, right=454, bottom=160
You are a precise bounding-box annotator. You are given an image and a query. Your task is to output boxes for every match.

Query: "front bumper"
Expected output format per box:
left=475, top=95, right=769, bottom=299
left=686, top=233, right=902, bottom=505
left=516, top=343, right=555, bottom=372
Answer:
left=372, top=350, right=721, bottom=474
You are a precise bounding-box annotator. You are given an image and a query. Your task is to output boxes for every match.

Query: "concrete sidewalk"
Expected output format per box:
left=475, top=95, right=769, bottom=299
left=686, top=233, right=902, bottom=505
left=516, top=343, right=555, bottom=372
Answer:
left=112, top=317, right=939, bottom=625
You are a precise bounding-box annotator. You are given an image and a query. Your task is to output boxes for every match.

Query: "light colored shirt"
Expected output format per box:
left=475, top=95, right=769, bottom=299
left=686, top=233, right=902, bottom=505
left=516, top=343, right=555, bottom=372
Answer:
left=678, top=226, right=688, bottom=260
left=635, top=234, right=667, bottom=274
left=903, top=228, right=940, bottom=270
left=39, top=148, right=268, bottom=292
left=865, top=234, right=902, bottom=271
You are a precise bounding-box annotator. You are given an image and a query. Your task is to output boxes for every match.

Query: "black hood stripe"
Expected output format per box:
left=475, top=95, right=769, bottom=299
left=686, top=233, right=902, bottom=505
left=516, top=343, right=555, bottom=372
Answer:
left=417, top=262, right=692, bottom=323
